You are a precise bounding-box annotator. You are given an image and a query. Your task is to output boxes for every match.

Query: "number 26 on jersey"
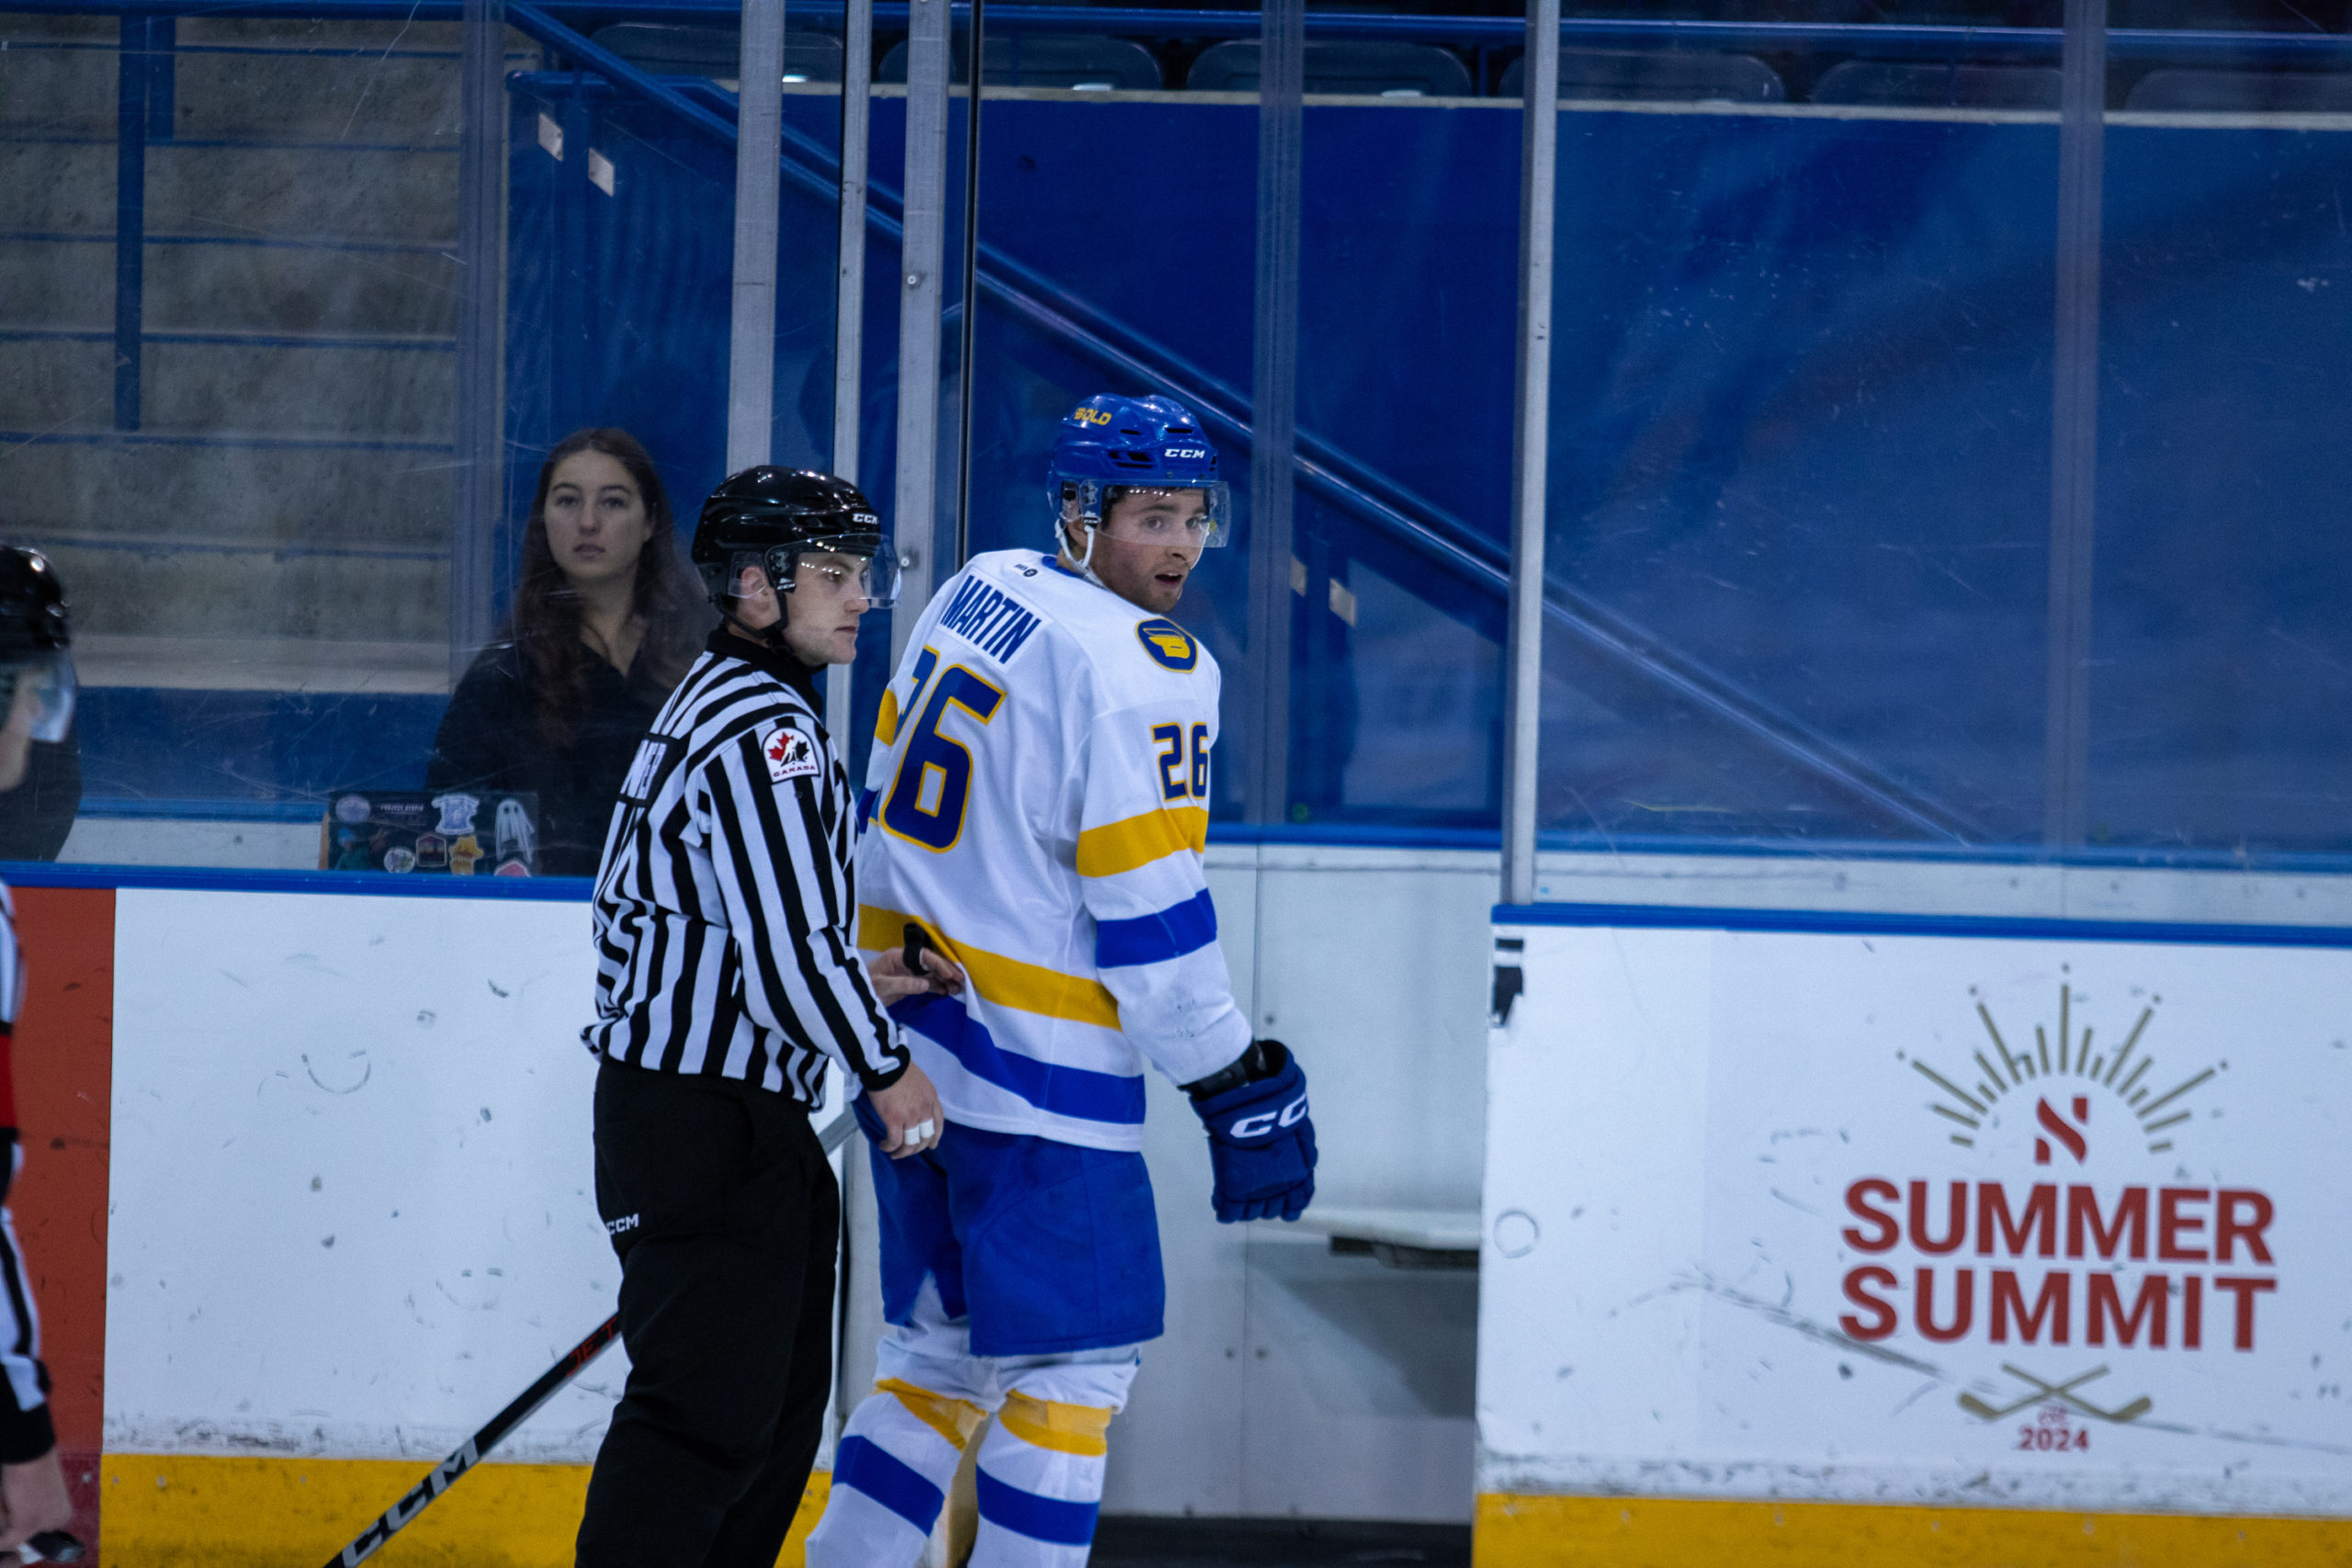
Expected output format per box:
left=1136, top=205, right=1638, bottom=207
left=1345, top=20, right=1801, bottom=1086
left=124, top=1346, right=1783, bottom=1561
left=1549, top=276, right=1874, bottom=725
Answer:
left=880, top=647, right=1005, bottom=852
left=1153, top=722, right=1210, bottom=803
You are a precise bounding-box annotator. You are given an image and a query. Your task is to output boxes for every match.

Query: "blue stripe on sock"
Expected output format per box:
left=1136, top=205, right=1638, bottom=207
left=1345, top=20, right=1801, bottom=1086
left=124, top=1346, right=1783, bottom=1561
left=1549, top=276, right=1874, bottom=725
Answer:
left=835, top=1435, right=944, bottom=1533
left=1093, top=888, right=1217, bottom=968
left=975, top=1467, right=1100, bottom=1547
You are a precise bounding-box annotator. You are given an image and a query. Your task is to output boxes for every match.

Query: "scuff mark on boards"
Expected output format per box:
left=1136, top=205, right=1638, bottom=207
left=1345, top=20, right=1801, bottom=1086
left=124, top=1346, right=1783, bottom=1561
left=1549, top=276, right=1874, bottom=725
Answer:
left=304, top=1051, right=371, bottom=1094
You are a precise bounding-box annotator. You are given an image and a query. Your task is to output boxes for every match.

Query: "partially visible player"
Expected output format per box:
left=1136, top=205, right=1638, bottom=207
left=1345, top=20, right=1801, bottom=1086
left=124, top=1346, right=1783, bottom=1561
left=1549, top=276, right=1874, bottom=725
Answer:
left=808, top=396, right=1317, bottom=1568
left=0, top=547, right=80, bottom=1565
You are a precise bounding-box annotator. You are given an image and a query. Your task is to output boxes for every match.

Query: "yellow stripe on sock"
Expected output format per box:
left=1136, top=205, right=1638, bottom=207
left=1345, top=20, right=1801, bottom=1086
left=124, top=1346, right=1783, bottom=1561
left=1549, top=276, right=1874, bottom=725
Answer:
left=997, top=1393, right=1114, bottom=1458
left=880, top=1378, right=988, bottom=1451
left=857, top=906, right=1121, bottom=1029
left=1074, top=807, right=1208, bottom=878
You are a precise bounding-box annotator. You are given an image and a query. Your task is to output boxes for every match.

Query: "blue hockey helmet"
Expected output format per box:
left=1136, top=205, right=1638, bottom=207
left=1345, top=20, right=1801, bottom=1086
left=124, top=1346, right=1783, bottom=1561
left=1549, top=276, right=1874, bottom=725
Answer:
left=1046, top=394, right=1231, bottom=556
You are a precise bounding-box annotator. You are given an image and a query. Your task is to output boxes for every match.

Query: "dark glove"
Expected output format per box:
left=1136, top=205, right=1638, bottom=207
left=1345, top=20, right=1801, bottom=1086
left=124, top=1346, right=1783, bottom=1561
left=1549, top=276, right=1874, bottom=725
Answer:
left=1187, top=1040, right=1316, bottom=1224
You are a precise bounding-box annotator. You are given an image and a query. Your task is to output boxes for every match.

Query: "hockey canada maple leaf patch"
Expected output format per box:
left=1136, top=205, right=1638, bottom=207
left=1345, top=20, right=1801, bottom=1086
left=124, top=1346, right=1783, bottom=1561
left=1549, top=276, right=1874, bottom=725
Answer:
left=763, top=725, right=821, bottom=784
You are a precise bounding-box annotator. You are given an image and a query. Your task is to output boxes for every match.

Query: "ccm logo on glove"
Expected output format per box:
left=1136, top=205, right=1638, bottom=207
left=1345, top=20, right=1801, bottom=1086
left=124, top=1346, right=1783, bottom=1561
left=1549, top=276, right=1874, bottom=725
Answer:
left=1226, top=1095, right=1309, bottom=1141
left=1188, top=1041, right=1317, bottom=1224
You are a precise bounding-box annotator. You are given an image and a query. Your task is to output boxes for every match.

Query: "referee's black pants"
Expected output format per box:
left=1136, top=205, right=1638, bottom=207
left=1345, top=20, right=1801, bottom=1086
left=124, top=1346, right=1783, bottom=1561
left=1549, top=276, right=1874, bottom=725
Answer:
left=577, top=1060, right=838, bottom=1568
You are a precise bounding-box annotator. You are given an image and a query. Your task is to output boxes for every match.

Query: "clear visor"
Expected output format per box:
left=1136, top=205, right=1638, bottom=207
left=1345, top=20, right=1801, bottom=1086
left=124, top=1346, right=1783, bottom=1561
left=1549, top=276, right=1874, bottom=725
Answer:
left=1, top=654, right=75, bottom=744
left=754, top=539, right=901, bottom=609
left=1096, top=484, right=1231, bottom=549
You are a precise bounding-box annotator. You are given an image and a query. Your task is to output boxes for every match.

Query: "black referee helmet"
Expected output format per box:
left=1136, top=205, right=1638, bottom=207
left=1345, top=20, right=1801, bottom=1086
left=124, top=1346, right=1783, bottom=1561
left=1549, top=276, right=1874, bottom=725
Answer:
left=0, top=548, right=69, bottom=660
left=0, top=547, right=75, bottom=742
left=691, top=468, right=902, bottom=617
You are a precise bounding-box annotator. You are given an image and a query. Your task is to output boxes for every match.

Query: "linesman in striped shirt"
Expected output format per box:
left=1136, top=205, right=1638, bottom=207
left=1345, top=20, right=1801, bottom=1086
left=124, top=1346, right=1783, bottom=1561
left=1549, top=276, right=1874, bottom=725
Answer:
left=0, top=547, right=81, bottom=1560
left=576, top=470, right=953, bottom=1568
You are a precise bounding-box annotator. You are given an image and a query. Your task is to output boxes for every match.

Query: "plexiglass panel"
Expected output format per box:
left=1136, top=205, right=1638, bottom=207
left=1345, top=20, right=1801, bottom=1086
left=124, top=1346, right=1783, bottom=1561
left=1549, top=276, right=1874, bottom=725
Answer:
left=1534, top=102, right=2058, bottom=847
left=11, top=2, right=2352, bottom=868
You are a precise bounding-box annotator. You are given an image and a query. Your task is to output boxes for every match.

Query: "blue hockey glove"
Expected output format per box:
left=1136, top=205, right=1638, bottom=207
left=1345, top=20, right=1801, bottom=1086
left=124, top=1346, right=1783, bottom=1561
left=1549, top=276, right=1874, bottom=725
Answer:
left=1187, top=1041, right=1316, bottom=1224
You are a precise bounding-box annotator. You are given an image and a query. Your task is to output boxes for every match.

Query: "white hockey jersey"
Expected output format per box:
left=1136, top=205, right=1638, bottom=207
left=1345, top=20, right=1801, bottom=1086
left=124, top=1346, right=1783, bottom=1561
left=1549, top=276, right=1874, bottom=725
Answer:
left=855, top=549, right=1251, bottom=1150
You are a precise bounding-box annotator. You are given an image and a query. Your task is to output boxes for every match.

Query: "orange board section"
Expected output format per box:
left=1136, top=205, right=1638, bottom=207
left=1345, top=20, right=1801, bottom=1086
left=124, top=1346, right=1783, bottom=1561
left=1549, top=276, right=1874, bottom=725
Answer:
left=1476, top=1494, right=2352, bottom=1567
left=13, top=886, right=115, bottom=1554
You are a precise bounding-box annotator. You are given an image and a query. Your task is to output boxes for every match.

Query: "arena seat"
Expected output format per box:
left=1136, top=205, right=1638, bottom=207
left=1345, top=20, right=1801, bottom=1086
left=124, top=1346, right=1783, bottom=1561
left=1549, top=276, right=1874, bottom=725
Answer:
left=1497, top=48, right=1784, bottom=104
left=1809, top=60, right=2063, bottom=110
left=876, top=34, right=1163, bottom=91
left=2126, top=68, right=2352, bottom=113
left=589, top=22, right=845, bottom=84
left=1184, top=39, right=1474, bottom=98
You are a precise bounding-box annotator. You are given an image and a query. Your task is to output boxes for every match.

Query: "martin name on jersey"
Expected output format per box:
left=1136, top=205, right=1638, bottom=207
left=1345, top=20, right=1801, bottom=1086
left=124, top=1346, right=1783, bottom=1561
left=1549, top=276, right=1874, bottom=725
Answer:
left=856, top=549, right=1250, bottom=1151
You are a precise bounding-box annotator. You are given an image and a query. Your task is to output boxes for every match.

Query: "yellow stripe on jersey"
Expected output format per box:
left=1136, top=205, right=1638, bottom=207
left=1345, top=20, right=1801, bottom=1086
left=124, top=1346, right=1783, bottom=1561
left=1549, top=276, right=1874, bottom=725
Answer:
left=858, top=905, right=1123, bottom=1029
left=875, top=686, right=903, bottom=746
left=998, top=1393, right=1114, bottom=1457
left=1074, top=806, right=1208, bottom=879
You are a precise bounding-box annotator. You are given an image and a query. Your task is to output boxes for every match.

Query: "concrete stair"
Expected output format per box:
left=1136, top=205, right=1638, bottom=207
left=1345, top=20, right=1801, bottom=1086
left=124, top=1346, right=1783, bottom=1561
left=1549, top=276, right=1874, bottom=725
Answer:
left=0, top=12, right=537, bottom=691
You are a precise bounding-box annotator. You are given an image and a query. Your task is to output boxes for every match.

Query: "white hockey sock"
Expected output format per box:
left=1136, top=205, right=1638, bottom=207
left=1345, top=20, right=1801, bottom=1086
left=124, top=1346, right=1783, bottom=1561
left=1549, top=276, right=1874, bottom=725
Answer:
left=968, top=1393, right=1114, bottom=1568
left=807, top=1380, right=983, bottom=1568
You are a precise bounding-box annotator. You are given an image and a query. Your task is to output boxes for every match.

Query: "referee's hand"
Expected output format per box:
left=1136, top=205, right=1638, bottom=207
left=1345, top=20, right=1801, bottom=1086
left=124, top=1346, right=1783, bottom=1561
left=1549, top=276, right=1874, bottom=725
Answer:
left=865, top=945, right=967, bottom=1006
left=867, top=1064, right=945, bottom=1158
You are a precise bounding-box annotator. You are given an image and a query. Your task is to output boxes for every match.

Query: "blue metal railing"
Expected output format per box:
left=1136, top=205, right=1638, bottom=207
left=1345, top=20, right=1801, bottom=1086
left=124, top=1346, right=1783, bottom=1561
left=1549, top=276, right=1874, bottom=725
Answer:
left=18, top=0, right=2352, bottom=62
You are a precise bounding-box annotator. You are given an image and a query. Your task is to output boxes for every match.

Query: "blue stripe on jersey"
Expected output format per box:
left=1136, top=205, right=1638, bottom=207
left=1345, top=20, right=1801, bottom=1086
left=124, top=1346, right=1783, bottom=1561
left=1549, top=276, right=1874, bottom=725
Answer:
left=891, top=993, right=1148, bottom=1125
left=975, top=1469, right=1100, bottom=1546
left=835, top=1437, right=944, bottom=1531
left=1093, top=888, right=1218, bottom=969
left=856, top=787, right=879, bottom=834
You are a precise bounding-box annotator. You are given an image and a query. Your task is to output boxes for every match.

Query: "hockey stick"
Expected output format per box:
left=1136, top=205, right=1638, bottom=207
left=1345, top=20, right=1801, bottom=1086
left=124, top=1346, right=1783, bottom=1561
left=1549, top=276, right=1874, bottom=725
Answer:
left=321, top=1107, right=862, bottom=1568
left=322, top=1312, right=621, bottom=1567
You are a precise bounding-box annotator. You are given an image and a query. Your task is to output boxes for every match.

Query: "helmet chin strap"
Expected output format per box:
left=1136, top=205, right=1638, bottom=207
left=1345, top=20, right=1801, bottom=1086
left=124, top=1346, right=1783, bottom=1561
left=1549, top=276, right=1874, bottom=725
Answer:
left=714, top=570, right=796, bottom=652
left=1058, top=518, right=1110, bottom=591
left=716, top=602, right=790, bottom=650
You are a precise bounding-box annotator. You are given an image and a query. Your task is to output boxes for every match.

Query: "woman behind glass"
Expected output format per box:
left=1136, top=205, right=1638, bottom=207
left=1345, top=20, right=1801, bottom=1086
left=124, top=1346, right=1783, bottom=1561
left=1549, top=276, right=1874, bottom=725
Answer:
left=429, top=428, right=710, bottom=876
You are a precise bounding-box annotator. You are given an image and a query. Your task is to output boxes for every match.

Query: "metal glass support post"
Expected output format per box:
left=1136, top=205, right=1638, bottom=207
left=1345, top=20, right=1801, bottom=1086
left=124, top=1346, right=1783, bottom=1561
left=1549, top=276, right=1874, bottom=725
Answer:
left=145, top=16, right=174, bottom=141
left=113, top=17, right=150, bottom=434
left=451, top=0, right=507, bottom=682
left=827, top=0, right=873, bottom=731
left=726, top=0, right=787, bottom=473
left=889, top=0, right=952, bottom=662
left=1499, top=0, right=1557, bottom=907
left=2043, top=0, right=2106, bottom=848
left=1243, top=0, right=1303, bottom=827
left=949, top=0, right=985, bottom=570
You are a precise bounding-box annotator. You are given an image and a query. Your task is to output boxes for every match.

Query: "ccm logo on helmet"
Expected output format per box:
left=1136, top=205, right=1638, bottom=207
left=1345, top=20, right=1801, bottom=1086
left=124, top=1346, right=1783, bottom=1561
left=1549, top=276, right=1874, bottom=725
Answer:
left=1227, top=1095, right=1309, bottom=1141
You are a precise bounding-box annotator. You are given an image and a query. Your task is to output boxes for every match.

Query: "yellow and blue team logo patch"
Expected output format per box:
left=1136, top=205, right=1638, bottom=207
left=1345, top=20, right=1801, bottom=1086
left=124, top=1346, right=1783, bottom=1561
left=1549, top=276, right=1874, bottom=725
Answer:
left=1135, top=618, right=1198, bottom=671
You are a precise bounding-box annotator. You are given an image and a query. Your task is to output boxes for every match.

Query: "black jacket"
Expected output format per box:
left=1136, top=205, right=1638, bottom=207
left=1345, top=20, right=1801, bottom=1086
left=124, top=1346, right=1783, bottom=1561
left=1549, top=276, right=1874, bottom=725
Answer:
left=427, top=639, right=684, bottom=877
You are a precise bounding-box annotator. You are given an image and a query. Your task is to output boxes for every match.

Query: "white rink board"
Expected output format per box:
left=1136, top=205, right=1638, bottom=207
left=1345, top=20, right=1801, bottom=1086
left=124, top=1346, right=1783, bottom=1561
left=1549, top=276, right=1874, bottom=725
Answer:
left=105, top=887, right=631, bottom=1463
left=1479, top=915, right=2352, bottom=1516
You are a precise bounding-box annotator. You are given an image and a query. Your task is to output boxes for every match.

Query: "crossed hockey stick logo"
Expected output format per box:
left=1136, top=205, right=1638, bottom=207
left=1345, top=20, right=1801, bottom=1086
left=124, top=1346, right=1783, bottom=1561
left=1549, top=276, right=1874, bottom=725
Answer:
left=1957, top=1363, right=2154, bottom=1425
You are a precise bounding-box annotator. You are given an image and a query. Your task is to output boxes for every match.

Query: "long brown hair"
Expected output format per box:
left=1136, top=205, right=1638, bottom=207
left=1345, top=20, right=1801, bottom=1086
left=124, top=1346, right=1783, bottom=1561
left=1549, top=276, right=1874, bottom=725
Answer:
left=508, top=428, right=708, bottom=747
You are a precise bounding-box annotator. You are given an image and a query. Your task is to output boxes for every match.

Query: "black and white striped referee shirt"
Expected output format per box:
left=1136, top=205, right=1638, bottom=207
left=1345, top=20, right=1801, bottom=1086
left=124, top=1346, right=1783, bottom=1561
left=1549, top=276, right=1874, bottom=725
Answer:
left=0, top=886, right=57, bottom=1464
left=585, top=630, right=908, bottom=1103
left=0, top=886, right=17, bottom=1038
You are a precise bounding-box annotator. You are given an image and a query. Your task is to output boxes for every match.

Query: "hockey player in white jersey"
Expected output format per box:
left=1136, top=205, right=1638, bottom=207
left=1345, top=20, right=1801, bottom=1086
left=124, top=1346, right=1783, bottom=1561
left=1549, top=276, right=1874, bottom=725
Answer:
left=807, top=395, right=1317, bottom=1567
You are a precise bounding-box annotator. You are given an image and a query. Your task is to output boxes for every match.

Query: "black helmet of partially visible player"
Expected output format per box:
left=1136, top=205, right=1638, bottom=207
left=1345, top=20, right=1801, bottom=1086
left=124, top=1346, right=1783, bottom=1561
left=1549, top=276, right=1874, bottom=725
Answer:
left=0, top=547, right=74, bottom=742
left=691, top=468, right=901, bottom=626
